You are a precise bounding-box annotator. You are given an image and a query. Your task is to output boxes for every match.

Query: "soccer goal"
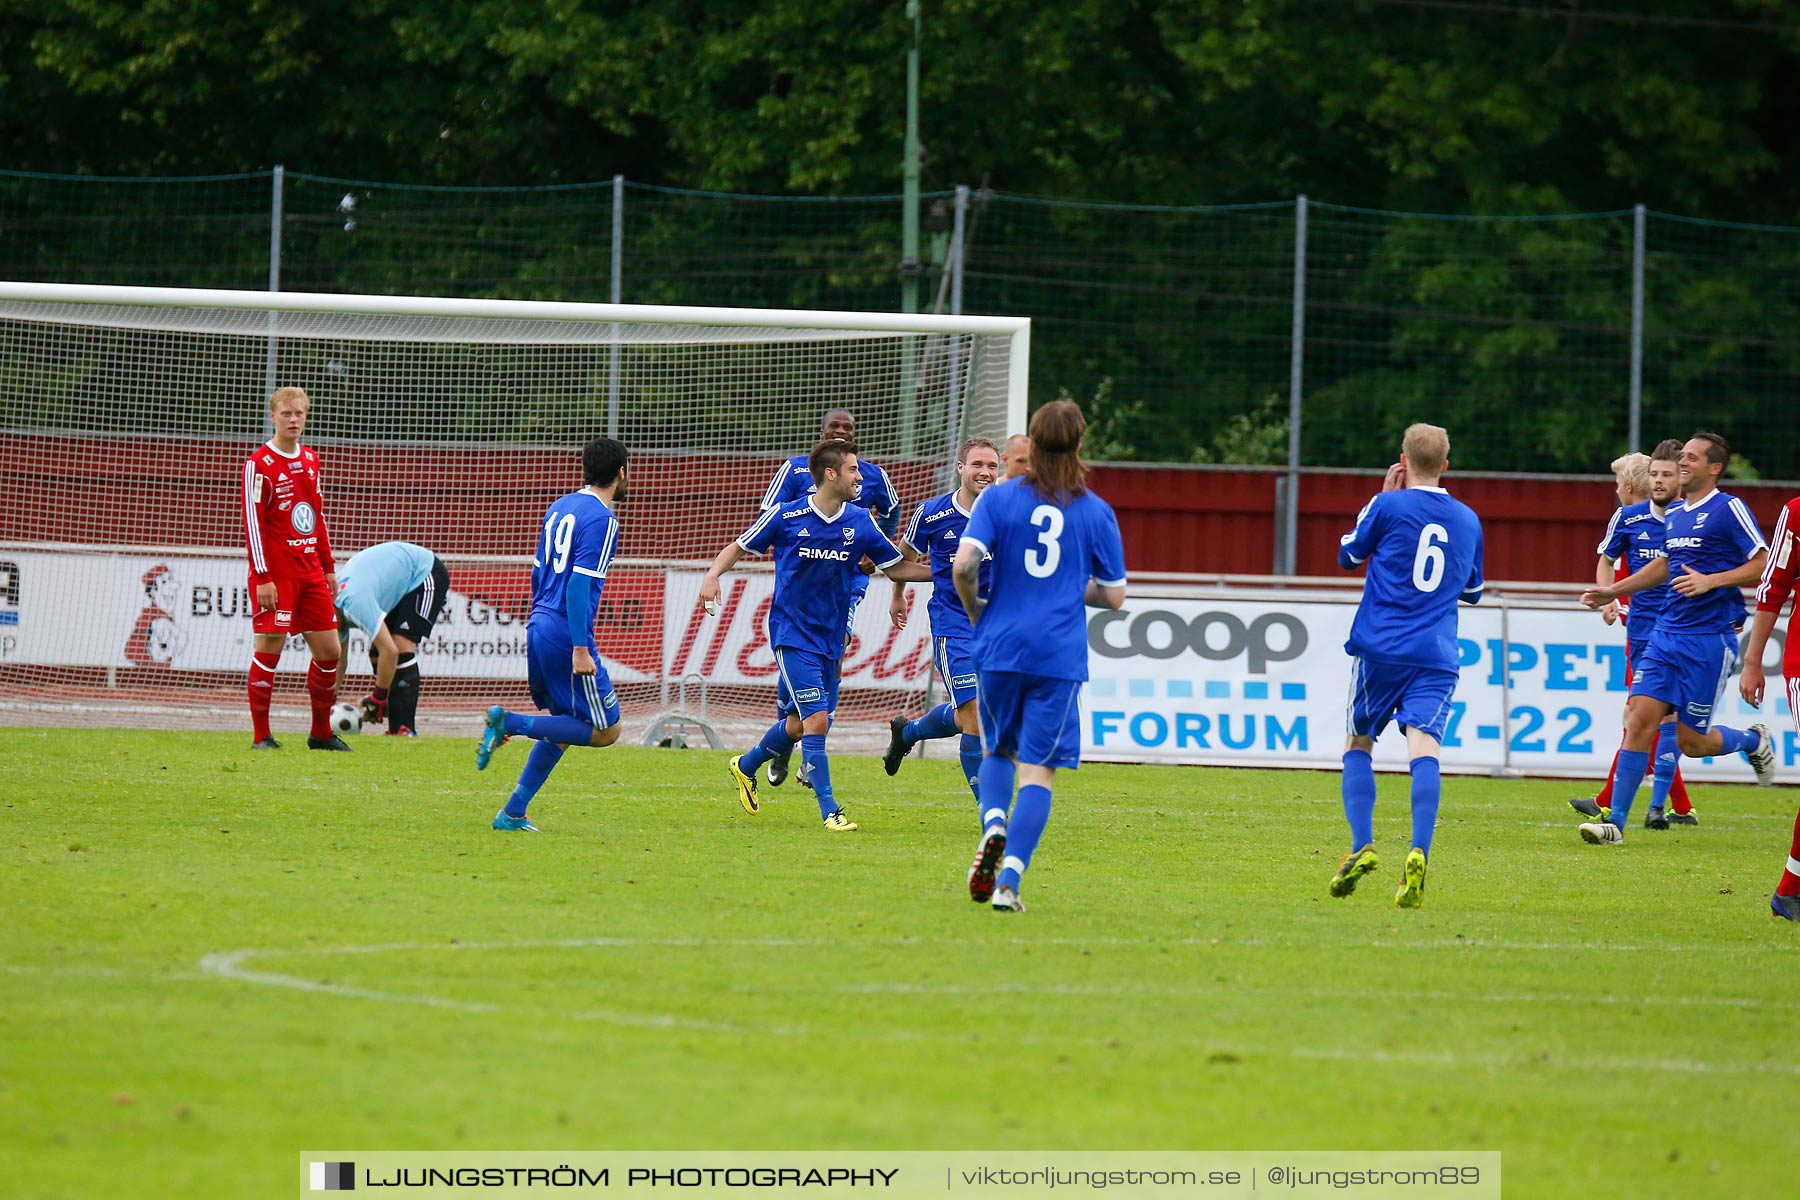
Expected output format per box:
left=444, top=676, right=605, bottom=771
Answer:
left=0, top=281, right=1028, bottom=736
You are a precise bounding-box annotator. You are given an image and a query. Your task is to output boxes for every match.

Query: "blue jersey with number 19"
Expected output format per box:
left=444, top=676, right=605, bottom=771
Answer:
left=529, top=491, right=620, bottom=654
left=1338, top=485, right=1484, bottom=672
left=961, top=478, right=1127, bottom=680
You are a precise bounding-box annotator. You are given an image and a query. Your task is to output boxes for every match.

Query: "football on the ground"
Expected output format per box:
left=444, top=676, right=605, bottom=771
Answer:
left=329, top=701, right=362, bottom=735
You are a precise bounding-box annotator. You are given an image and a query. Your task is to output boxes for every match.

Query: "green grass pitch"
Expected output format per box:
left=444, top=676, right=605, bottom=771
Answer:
left=4, top=727, right=1796, bottom=1198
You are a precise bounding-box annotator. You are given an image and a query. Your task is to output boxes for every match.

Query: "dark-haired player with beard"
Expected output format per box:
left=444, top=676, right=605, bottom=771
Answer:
left=1580, top=432, right=1775, bottom=845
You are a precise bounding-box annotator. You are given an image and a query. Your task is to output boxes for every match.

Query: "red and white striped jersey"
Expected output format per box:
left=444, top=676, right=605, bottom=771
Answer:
left=242, top=441, right=334, bottom=585
left=1754, top=494, right=1800, bottom=674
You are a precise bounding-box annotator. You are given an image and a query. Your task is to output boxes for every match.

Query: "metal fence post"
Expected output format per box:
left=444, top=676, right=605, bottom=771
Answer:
left=1628, top=203, right=1646, bottom=452
left=1282, top=194, right=1308, bottom=576
left=940, top=184, right=971, bottom=491
left=608, top=174, right=624, bottom=440
left=264, top=165, right=284, bottom=408
left=949, top=184, right=968, bottom=317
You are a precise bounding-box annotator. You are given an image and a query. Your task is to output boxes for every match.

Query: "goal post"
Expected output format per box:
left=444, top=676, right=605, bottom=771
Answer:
left=0, top=281, right=1029, bottom=737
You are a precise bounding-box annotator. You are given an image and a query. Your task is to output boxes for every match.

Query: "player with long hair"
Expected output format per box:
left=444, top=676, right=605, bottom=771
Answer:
left=952, top=401, right=1127, bottom=912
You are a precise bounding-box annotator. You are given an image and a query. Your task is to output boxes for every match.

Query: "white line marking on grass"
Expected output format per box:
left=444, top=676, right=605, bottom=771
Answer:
left=1, top=964, right=133, bottom=978
left=823, top=979, right=1800, bottom=1012
left=197, top=939, right=1800, bottom=1077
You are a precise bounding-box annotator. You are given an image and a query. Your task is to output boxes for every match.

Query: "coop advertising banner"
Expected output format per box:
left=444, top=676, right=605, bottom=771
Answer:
left=1079, top=593, right=1795, bottom=781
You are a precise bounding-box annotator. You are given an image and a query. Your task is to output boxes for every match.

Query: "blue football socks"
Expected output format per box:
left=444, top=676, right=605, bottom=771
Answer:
left=1648, top=722, right=1678, bottom=813
left=1713, top=725, right=1758, bottom=756
left=1408, top=755, right=1441, bottom=858
left=903, top=703, right=959, bottom=747
left=996, top=784, right=1052, bottom=892
left=505, top=740, right=565, bottom=817
left=977, top=754, right=1017, bottom=834
left=801, top=733, right=834, bottom=816
left=959, top=734, right=983, bottom=803
left=738, top=719, right=796, bottom=776
left=1607, top=748, right=1650, bottom=829
left=1342, top=748, right=1376, bottom=850
left=505, top=712, right=595, bottom=746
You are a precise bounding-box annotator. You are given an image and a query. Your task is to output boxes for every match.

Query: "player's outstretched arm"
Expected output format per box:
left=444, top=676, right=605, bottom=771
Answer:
left=698, top=542, right=746, bottom=612
left=1581, top=555, right=1669, bottom=608
left=879, top=557, right=931, bottom=584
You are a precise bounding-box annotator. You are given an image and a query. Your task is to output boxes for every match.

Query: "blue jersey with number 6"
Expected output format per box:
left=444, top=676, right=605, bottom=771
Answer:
left=529, top=491, right=620, bottom=654
left=1338, top=485, right=1484, bottom=672
left=961, top=477, right=1128, bottom=680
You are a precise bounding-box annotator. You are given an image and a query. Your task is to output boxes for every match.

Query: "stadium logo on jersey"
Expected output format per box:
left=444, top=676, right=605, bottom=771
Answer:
left=797, top=547, right=851, bottom=562
left=781, top=506, right=810, bottom=519
left=291, top=502, right=317, bottom=534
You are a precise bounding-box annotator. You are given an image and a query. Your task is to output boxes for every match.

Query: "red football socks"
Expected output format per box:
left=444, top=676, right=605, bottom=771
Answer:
left=247, top=651, right=280, bottom=742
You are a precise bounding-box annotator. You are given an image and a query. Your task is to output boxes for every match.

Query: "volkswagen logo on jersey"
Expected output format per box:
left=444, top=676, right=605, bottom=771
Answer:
left=291, top=501, right=317, bottom=534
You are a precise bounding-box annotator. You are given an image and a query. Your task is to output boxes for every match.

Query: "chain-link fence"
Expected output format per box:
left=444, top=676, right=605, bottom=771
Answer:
left=5, top=168, right=1798, bottom=482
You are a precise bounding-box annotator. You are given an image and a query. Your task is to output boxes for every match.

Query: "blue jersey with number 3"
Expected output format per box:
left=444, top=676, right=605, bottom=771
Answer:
left=961, top=478, right=1128, bottom=680
left=1338, top=485, right=1484, bottom=672
left=529, top=491, right=620, bottom=653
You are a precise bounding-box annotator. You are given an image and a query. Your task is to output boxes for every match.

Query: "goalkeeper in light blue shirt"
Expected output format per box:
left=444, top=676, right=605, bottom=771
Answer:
left=333, top=540, right=448, bottom=736
left=1330, top=423, right=1484, bottom=910
left=953, top=401, right=1127, bottom=913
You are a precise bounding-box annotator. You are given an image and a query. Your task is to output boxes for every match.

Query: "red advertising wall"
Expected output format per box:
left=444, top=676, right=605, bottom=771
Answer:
left=4, top=434, right=1794, bottom=583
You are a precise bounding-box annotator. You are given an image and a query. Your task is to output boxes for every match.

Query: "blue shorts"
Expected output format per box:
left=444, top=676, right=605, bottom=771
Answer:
left=527, top=627, right=620, bottom=729
left=1630, top=627, right=1738, bottom=734
left=934, top=633, right=979, bottom=708
left=774, top=646, right=841, bottom=720
left=1346, top=658, right=1458, bottom=742
left=978, top=669, right=1083, bottom=769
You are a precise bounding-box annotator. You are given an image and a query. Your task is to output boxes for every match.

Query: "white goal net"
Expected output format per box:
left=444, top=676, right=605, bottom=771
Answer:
left=0, top=282, right=1028, bottom=740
